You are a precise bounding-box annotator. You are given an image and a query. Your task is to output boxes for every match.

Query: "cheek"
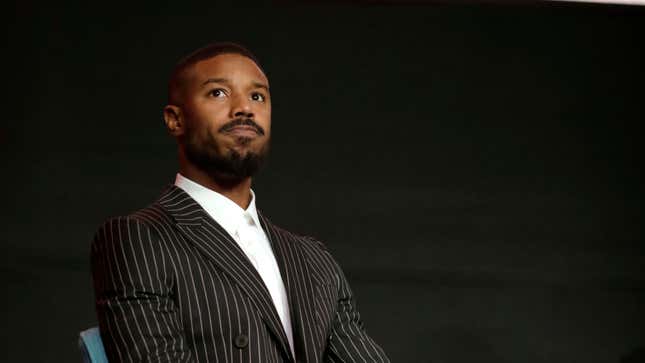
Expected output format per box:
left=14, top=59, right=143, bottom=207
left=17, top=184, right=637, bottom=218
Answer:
left=256, top=106, right=271, bottom=131
left=260, top=119, right=271, bottom=137
left=185, top=103, right=229, bottom=132
left=186, top=95, right=225, bottom=116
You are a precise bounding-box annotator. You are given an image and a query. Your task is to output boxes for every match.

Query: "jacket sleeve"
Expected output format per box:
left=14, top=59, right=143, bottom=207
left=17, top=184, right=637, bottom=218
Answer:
left=323, top=255, right=390, bottom=363
left=91, top=216, right=194, bottom=362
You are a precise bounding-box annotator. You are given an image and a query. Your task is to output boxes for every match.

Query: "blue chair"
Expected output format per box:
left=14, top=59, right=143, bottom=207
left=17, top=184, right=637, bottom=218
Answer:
left=78, top=326, right=109, bottom=363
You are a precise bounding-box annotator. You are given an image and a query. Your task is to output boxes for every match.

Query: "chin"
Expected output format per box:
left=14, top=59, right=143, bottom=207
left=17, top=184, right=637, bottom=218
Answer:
left=232, top=139, right=267, bottom=153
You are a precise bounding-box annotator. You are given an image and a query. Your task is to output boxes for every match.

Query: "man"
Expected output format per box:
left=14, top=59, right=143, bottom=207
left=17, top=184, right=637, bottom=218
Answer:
left=91, top=42, right=389, bottom=363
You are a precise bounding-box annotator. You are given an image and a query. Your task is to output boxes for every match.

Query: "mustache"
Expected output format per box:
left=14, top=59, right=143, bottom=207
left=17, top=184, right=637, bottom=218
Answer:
left=218, top=118, right=265, bottom=136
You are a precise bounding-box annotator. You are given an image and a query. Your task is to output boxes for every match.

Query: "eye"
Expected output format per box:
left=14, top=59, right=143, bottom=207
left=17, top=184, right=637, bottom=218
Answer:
left=209, top=88, right=227, bottom=98
left=251, top=92, right=266, bottom=102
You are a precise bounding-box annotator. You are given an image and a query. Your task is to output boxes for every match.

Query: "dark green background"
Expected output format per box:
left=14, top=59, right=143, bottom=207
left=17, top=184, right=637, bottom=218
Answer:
left=3, top=2, right=644, bottom=362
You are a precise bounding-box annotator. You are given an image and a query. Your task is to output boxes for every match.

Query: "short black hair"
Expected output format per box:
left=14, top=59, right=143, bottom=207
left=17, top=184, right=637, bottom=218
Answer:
left=167, top=42, right=264, bottom=105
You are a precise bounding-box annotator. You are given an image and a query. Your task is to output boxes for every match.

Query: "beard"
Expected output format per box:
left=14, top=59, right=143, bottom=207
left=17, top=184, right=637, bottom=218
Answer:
left=183, top=119, right=269, bottom=180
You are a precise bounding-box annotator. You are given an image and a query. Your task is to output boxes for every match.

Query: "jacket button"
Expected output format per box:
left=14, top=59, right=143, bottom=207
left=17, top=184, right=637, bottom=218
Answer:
left=234, top=334, right=249, bottom=349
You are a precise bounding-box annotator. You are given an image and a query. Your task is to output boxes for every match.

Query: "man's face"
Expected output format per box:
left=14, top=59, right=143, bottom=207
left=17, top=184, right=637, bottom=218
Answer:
left=177, top=53, right=271, bottom=179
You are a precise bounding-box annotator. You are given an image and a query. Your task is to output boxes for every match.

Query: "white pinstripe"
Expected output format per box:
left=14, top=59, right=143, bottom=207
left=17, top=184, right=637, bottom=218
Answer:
left=91, top=185, right=389, bottom=362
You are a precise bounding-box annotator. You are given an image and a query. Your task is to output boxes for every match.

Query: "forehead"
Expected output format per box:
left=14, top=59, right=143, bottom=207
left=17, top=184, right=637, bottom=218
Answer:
left=188, top=53, right=269, bottom=86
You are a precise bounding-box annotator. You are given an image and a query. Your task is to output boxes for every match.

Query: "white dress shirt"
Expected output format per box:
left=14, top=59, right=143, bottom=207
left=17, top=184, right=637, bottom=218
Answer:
left=174, top=173, right=295, bottom=356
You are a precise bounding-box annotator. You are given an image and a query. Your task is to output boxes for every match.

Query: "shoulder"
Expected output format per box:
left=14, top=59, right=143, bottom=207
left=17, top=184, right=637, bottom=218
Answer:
left=95, top=203, right=169, bottom=234
left=95, top=184, right=189, bottom=233
left=91, top=199, right=177, bottom=254
left=260, top=215, right=330, bottom=252
left=90, top=206, right=177, bottom=289
left=260, top=215, right=342, bottom=275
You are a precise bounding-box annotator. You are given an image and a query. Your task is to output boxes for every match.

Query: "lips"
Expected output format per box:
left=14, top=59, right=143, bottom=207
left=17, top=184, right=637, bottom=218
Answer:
left=223, top=126, right=261, bottom=138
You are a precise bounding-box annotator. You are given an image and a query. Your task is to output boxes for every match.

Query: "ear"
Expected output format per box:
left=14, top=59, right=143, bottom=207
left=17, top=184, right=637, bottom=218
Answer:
left=163, top=105, right=185, bottom=137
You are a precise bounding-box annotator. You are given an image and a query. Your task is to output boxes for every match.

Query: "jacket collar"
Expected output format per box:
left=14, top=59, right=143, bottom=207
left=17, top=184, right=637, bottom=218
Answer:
left=156, top=185, right=295, bottom=361
left=258, top=212, right=323, bottom=361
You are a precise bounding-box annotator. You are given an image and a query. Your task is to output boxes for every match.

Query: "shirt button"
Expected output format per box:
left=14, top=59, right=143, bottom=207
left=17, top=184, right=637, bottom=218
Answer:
left=234, top=333, right=249, bottom=349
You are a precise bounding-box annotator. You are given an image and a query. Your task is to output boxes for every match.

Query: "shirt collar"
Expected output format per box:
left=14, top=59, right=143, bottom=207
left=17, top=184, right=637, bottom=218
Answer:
left=174, top=173, right=262, bottom=235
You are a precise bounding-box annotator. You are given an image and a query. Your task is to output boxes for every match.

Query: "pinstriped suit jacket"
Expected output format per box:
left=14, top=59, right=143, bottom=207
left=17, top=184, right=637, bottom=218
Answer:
left=91, top=185, right=389, bottom=362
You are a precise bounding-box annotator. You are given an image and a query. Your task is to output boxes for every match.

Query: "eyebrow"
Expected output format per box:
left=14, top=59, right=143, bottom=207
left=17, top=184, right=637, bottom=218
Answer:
left=201, top=78, right=230, bottom=87
left=201, top=78, right=269, bottom=91
left=251, top=81, right=269, bottom=91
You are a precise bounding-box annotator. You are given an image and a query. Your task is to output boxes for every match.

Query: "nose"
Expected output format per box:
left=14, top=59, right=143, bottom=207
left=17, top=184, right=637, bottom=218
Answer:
left=230, top=93, right=253, bottom=119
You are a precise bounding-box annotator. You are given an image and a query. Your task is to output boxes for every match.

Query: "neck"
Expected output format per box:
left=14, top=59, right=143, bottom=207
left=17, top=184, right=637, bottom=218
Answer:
left=179, top=161, right=253, bottom=210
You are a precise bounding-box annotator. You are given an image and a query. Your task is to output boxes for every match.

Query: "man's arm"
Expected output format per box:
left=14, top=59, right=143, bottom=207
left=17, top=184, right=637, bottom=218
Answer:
left=324, top=258, right=390, bottom=363
left=91, top=216, right=193, bottom=362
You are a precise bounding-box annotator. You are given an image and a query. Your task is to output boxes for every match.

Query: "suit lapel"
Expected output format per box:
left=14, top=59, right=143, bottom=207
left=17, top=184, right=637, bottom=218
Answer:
left=157, top=186, right=293, bottom=360
left=259, top=213, right=321, bottom=361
